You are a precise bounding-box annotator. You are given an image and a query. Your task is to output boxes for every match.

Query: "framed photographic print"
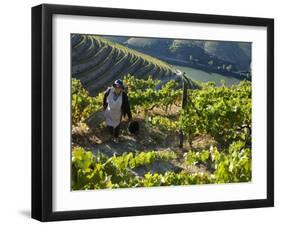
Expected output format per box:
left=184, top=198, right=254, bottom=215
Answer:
left=31, top=3, right=274, bottom=222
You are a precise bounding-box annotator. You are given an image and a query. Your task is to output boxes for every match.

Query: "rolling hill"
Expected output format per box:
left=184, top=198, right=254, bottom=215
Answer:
left=105, top=36, right=251, bottom=73
left=71, top=34, right=200, bottom=96
left=203, top=41, right=251, bottom=71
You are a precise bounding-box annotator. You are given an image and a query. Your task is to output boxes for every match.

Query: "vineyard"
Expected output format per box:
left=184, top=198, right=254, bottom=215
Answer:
left=71, top=74, right=252, bottom=190
left=71, top=34, right=200, bottom=96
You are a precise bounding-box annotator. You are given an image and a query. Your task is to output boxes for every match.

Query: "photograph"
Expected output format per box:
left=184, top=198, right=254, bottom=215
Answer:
left=31, top=3, right=274, bottom=221
left=71, top=33, right=252, bottom=191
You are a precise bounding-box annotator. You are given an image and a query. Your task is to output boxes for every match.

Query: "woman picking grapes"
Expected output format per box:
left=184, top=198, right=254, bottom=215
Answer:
left=103, top=79, right=132, bottom=143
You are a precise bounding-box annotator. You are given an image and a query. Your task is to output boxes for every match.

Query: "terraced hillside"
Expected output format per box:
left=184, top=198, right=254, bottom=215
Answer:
left=124, top=38, right=251, bottom=71
left=71, top=34, right=199, bottom=96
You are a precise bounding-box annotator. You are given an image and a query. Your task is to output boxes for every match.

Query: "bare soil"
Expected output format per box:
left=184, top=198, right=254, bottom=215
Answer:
left=72, top=106, right=217, bottom=176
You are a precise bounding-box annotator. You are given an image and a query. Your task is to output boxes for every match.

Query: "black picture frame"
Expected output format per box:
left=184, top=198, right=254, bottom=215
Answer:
left=31, top=3, right=274, bottom=222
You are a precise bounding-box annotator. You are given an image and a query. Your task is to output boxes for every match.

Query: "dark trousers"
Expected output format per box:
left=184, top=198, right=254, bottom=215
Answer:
left=107, top=124, right=120, bottom=138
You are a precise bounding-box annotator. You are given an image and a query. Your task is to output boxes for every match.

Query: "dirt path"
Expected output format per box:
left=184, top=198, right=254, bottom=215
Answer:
left=72, top=115, right=217, bottom=177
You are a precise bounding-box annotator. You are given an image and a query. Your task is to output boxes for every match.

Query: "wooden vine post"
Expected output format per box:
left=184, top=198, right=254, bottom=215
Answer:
left=179, top=72, right=188, bottom=148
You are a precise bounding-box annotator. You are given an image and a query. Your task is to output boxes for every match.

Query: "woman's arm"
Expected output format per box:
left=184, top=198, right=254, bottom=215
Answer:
left=103, top=87, right=110, bottom=110
left=122, top=92, right=132, bottom=120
